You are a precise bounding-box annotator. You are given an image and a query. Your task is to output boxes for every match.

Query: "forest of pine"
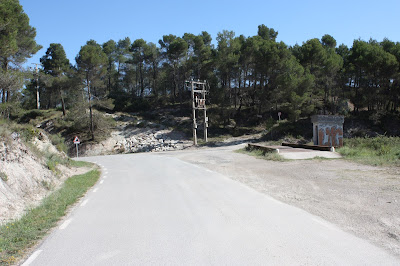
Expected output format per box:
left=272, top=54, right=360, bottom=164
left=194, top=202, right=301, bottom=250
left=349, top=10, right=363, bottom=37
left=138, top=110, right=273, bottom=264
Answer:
left=1, top=0, right=400, bottom=140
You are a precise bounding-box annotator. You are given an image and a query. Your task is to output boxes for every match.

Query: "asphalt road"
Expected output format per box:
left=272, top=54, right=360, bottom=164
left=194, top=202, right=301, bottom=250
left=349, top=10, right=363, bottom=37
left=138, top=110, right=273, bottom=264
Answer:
left=23, top=152, right=399, bottom=265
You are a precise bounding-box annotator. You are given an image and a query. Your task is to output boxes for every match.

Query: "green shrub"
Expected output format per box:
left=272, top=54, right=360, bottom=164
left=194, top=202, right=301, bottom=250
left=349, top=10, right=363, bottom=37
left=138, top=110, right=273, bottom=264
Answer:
left=49, top=133, right=68, bottom=153
left=0, top=120, right=11, bottom=144
left=40, top=180, right=54, bottom=190
left=338, top=136, right=400, bottom=166
left=66, top=105, right=115, bottom=141
left=18, top=109, right=44, bottom=123
left=45, top=153, right=69, bottom=174
left=0, top=172, right=8, bottom=182
left=265, top=117, right=276, bottom=131
left=18, top=125, right=40, bottom=142
left=262, top=118, right=312, bottom=141
left=46, top=159, right=58, bottom=173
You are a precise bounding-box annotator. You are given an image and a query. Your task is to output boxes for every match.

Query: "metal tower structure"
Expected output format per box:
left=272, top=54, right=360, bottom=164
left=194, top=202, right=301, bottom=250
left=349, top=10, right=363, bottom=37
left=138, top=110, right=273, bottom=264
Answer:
left=186, top=80, right=209, bottom=145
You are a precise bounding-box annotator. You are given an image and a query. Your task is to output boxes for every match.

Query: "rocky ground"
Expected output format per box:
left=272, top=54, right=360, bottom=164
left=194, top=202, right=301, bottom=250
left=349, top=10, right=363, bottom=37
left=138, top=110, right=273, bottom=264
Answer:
left=81, top=113, right=193, bottom=156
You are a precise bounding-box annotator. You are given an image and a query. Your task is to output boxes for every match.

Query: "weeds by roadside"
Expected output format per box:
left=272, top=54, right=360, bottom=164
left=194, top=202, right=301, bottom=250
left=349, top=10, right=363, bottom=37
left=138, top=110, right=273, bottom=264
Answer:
left=0, top=168, right=100, bottom=265
left=0, top=172, right=8, bottom=182
left=338, top=136, right=400, bottom=166
left=49, top=133, right=68, bottom=154
left=236, top=147, right=287, bottom=161
left=68, top=160, right=94, bottom=168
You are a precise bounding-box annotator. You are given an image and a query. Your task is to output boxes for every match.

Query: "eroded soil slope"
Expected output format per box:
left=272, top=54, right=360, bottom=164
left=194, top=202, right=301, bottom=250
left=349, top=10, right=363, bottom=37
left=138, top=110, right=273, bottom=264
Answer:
left=0, top=133, right=87, bottom=224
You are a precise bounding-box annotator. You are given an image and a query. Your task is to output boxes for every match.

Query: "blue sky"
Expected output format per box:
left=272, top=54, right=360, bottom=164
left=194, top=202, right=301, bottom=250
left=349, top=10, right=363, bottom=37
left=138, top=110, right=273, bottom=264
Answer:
left=21, top=0, right=400, bottom=67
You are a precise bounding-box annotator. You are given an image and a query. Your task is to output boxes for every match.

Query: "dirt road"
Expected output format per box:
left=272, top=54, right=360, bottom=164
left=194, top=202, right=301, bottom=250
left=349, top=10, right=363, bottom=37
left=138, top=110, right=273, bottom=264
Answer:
left=168, top=144, right=400, bottom=258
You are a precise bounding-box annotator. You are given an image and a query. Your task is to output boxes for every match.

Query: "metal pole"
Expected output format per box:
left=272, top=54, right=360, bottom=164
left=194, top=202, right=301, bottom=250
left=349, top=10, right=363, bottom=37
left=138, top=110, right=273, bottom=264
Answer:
left=191, top=80, right=197, bottom=145
left=32, top=63, right=40, bottom=110
left=76, top=143, right=79, bottom=158
left=203, top=88, right=207, bottom=142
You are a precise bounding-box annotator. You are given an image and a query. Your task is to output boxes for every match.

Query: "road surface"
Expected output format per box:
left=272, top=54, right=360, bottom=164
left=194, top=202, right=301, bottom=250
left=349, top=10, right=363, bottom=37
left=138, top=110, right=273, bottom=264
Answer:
left=23, top=152, right=399, bottom=265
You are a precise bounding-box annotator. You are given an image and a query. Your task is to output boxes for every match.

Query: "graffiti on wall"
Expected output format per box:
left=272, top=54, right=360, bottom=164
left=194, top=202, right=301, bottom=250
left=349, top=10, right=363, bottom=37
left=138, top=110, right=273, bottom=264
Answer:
left=318, top=126, right=343, bottom=147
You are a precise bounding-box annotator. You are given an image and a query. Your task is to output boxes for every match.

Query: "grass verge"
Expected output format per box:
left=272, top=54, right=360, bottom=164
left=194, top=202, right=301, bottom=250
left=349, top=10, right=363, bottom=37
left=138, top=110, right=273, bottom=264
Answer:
left=338, top=136, right=400, bottom=167
left=0, top=168, right=100, bottom=265
left=236, top=147, right=287, bottom=161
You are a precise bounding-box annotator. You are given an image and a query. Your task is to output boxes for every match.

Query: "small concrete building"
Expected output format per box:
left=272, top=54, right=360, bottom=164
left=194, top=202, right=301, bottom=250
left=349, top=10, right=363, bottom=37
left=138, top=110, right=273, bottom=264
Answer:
left=311, top=115, right=344, bottom=147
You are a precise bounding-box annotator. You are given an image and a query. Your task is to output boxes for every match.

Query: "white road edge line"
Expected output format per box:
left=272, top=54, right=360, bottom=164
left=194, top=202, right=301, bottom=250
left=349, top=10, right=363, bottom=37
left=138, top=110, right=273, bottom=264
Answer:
left=100, top=180, right=104, bottom=184
left=80, top=199, right=89, bottom=206
left=93, top=188, right=98, bottom=193
left=59, top=219, right=72, bottom=230
left=21, top=250, right=42, bottom=266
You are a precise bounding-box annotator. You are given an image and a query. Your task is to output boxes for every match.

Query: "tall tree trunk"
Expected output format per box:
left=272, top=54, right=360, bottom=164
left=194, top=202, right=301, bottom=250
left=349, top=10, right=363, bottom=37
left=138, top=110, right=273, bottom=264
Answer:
left=173, top=63, right=177, bottom=103
left=87, top=77, right=95, bottom=140
left=60, top=88, right=66, bottom=116
left=152, top=63, right=157, bottom=97
left=2, top=60, right=8, bottom=103
left=140, top=62, right=144, bottom=97
left=107, top=61, right=112, bottom=93
left=134, top=64, right=138, bottom=98
left=228, top=75, right=232, bottom=105
left=237, top=70, right=242, bottom=111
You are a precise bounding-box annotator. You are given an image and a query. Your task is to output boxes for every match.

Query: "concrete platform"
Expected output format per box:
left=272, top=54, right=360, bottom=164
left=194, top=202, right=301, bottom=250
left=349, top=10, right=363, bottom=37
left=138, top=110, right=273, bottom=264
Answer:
left=260, top=145, right=342, bottom=160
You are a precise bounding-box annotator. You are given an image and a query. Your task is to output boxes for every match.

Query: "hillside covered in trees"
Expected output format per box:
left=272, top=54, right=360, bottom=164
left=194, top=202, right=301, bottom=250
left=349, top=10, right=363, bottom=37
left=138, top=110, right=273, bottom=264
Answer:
left=1, top=0, right=400, bottom=141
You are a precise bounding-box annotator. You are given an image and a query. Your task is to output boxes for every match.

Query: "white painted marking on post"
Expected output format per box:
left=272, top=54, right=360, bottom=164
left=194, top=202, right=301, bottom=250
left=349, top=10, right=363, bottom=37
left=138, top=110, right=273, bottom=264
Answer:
left=80, top=199, right=89, bottom=206
left=59, top=219, right=72, bottom=230
left=93, top=188, right=98, bottom=193
left=21, top=250, right=42, bottom=266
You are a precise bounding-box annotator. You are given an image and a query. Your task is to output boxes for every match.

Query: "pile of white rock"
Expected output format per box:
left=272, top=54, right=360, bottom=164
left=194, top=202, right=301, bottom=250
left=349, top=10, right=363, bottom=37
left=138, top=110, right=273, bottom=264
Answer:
left=113, top=130, right=189, bottom=153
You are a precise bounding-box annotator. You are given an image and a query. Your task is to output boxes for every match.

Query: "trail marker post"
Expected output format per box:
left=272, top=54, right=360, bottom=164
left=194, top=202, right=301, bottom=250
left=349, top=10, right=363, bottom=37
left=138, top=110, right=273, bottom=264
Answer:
left=73, top=136, right=80, bottom=158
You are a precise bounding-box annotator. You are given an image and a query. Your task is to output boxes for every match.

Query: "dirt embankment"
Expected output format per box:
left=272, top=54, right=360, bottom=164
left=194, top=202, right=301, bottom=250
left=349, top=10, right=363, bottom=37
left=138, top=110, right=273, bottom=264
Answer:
left=0, top=132, right=88, bottom=225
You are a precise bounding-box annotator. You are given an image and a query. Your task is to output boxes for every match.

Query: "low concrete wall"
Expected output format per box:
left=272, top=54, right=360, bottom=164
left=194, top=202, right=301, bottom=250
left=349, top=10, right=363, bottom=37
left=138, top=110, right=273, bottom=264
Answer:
left=281, top=142, right=332, bottom=151
left=247, top=143, right=278, bottom=153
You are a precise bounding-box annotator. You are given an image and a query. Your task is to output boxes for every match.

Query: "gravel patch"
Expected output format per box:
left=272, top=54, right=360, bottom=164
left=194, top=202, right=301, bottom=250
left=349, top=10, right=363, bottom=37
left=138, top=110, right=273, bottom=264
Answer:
left=168, top=144, right=400, bottom=258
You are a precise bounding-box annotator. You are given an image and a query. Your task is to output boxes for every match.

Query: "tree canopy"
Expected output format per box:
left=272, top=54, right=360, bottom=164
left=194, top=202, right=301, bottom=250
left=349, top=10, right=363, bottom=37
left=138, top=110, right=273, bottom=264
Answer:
left=0, top=0, right=41, bottom=104
left=3, top=0, right=400, bottom=138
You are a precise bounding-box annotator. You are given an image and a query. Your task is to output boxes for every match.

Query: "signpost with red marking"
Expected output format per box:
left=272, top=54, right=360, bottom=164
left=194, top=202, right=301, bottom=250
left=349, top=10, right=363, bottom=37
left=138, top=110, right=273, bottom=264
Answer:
left=73, top=136, right=80, bottom=158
